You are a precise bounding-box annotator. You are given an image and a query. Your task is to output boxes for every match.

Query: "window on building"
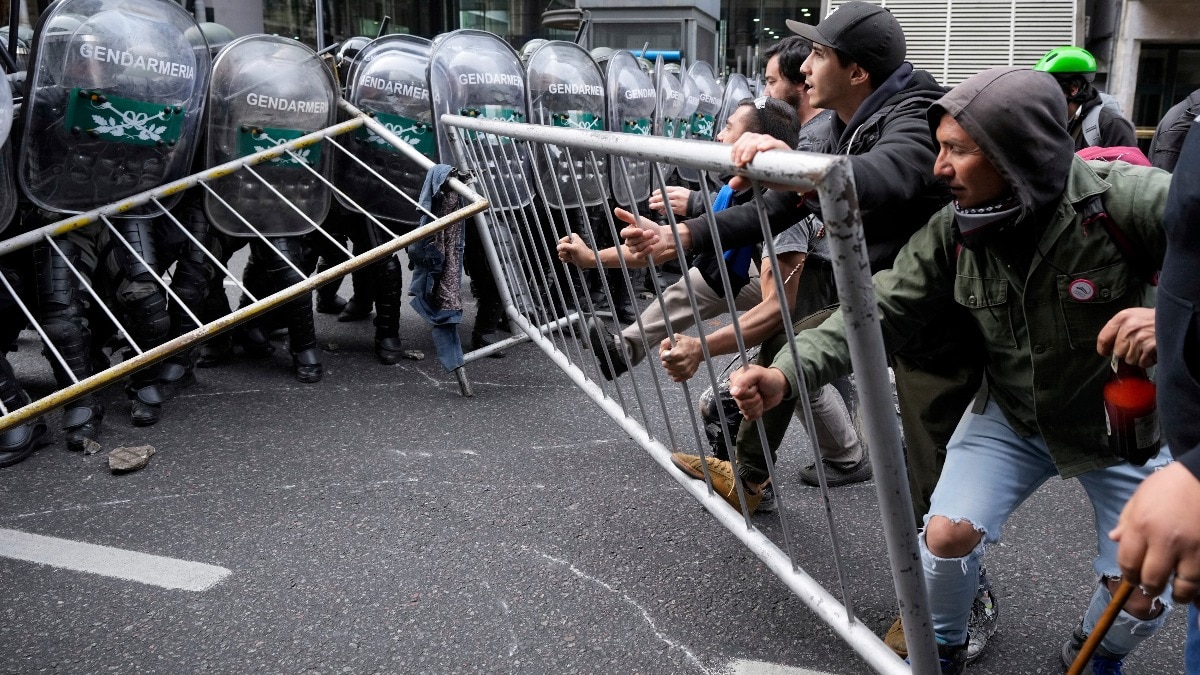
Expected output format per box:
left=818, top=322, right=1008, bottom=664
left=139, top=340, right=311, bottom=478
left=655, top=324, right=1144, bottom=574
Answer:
left=1134, top=44, right=1200, bottom=130
left=591, top=21, right=682, bottom=54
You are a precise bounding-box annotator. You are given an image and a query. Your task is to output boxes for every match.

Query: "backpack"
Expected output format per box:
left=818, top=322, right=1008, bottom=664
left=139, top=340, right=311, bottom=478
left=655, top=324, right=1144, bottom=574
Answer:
left=1082, top=92, right=1125, bottom=148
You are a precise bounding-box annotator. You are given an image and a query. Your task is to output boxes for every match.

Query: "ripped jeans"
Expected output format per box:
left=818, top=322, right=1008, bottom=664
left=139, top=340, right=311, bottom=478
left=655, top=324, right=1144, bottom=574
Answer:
left=920, top=397, right=1172, bottom=653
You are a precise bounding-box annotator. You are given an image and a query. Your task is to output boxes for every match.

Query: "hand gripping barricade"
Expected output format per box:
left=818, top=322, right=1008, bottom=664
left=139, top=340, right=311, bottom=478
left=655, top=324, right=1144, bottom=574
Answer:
left=18, top=0, right=210, bottom=445
left=524, top=39, right=606, bottom=210
left=677, top=60, right=721, bottom=185
left=337, top=34, right=435, bottom=227
left=603, top=50, right=655, bottom=209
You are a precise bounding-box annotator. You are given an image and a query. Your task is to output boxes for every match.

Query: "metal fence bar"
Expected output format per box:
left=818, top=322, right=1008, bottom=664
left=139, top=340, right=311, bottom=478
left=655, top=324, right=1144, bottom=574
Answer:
left=440, top=113, right=935, bottom=674
left=0, top=112, right=490, bottom=434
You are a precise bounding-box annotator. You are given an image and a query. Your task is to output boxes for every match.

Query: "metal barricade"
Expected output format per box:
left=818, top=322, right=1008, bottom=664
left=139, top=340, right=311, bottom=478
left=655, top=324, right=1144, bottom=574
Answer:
left=440, top=113, right=936, bottom=675
left=0, top=102, right=489, bottom=433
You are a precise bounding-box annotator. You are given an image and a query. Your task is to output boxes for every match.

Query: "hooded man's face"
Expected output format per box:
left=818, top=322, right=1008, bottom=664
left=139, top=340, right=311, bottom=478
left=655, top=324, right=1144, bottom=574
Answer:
left=933, top=114, right=1010, bottom=209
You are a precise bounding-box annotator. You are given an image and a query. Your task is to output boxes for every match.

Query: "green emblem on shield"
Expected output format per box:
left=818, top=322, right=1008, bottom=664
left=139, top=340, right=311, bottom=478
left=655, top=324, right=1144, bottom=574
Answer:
left=64, top=88, right=186, bottom=148
left=460, top=105, right=525, bottom=142
left=622, top=117, right=651, bottom=136
left=358, top=110, right=436, bottom=159
left=237, top=126, right=321, bottom=166
left=675, top=117, right=690, bottom=139
left=551, top=110, right=601, bottom=131
left=691, top=112, right=715, bottom=140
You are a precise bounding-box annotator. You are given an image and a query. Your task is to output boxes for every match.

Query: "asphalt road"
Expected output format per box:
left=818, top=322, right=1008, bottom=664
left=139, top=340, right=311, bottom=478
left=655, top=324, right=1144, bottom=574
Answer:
left=0, top=280, right=1188, bottom=675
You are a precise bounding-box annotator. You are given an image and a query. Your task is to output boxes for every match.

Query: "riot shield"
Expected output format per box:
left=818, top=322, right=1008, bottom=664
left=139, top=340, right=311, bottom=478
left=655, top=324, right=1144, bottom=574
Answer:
left=525, top=40, right=606, bottom=210
left=677, top=60, right=721, bottom=185
left=716, top=73, right=753, bottom=136
left=653, top=56, right=684, bottom=182
left=605, top=50, right=655, bottom=209
left=204, top=34, right=338, bottom=237
left=335, top=34, right=433, bottom=227
left=0, top=80, right=14, bottom=234
left=429, top=29, right=532, bottom=211
left=18, top=0, right=210, bottom=216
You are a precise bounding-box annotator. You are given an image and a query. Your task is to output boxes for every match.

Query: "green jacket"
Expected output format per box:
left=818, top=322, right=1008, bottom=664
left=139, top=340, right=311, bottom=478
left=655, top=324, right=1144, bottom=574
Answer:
left=774, top=157, right=1170, bottom=478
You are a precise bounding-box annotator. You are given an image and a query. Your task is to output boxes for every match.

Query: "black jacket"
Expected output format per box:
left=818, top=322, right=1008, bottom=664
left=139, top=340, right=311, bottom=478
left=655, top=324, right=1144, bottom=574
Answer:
left=1158, top=123, right=1200, bottom=476
left=682, top=63, right=952, bottom=274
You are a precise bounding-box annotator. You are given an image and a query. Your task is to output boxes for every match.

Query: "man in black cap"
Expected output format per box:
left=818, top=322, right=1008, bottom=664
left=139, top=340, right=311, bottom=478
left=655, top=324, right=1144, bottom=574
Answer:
left=619, top=0, right=993, bottom=662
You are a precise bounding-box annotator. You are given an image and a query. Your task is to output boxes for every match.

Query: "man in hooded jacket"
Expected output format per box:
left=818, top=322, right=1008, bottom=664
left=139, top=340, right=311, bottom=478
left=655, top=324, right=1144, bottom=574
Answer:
left=728, top=67, right=1173, bottom=673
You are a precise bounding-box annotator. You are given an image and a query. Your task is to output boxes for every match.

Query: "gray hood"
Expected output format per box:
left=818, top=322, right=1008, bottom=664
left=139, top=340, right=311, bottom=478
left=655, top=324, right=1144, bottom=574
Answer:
left=927, top=67, right=1074, bottom=222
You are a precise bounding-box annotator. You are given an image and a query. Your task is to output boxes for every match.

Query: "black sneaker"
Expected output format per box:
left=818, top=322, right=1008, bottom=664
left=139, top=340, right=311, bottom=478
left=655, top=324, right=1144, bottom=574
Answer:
left=1061, top=624, right=1126, bottom=674
left=905, top=641, right=966, bottom=675
left=966, top=565, right=999, bottom=663
left=585, top=317, right=629, bottom=381
left=798, top=455, right=872, bottom=487
left=757, top=484, right=777, bottom=514
left=939, top=641, right=967, bottom=675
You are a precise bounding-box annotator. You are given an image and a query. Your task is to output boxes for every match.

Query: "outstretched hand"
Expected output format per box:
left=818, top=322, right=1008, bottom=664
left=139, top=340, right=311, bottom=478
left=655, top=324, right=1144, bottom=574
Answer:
left=616, top=208, right=679, bottom=264
left=728, top=364, right=789, bottom=421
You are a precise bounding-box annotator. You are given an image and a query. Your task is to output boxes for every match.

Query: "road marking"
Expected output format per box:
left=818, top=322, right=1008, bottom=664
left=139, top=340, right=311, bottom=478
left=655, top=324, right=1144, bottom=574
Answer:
left=725, top=659, right=838, bottom=675
left=0, top=528, right=230, bottom=591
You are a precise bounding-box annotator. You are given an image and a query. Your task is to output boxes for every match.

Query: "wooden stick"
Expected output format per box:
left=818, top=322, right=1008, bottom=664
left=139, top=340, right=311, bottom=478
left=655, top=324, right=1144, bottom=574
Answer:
left=1067, top=579, right=1136, bottom=675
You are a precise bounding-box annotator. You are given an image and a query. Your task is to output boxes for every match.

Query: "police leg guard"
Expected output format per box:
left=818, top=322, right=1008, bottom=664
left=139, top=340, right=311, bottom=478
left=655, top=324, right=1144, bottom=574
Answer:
left=370, top=253, right=407, bottom=365
left=0, top=357, right=50, bottom=467
left=34, top=237, right=94, bottom=387
left=259, top=238, right=322, bottom=383
left=114, top=279, right=169, bottom=426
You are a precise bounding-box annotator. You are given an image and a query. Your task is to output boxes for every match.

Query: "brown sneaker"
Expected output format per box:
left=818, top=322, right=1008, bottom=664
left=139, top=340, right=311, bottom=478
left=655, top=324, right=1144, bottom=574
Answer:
left=670, top=452, right=763, bottom=513
left=884, top=616, right=908, bottom=659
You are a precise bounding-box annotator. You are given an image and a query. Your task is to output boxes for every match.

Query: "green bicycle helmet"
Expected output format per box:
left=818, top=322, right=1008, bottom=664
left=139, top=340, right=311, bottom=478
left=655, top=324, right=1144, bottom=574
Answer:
left=1034, top=46, right=1096, bottom=82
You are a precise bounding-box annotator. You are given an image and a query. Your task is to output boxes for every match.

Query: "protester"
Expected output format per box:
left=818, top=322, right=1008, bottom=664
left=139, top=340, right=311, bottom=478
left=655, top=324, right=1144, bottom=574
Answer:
left=618, top=3, right=990, bottom=659
left=1111, top=119, right=1200, bottom=673
left=728, top=66, right=1173, bottom=674
left=559, top=97, right=799, bottom=379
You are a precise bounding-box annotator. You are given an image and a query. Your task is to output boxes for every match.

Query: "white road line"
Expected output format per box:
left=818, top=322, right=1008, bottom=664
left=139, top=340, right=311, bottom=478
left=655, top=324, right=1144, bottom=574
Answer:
left=725, top=659, right=839, bottom=675
left=0, top=528, right=230, bottom=592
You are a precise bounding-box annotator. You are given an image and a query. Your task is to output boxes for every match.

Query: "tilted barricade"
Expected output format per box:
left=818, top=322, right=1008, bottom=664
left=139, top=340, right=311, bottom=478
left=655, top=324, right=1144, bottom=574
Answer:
left=439, top=112, right=940, bottom=675
left=0, top=107, right=488, bottom=434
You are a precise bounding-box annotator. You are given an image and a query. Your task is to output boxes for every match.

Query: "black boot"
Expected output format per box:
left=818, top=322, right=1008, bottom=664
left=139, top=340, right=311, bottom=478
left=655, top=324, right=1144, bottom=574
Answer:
left=232, top=323, right=275, bottom=358
left=291, top=347, right=323, bottom=383
left=0, top=361, right=50, bottom=467
left=62, top=402, right=104, bottom=452
left=126, top=365, right=164, bottom=427
left=196, top=333, right=232, bottom=367
left=159, top=356, right=196, bottom=399
left=374, top=337, right=406, bottom=365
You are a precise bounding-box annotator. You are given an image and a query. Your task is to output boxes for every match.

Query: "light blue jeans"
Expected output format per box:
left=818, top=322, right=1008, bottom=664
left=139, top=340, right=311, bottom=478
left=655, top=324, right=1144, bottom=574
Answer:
left=920, top=398, right=1172, bottom=653
left=1187, top=604, right=1200, bottom=673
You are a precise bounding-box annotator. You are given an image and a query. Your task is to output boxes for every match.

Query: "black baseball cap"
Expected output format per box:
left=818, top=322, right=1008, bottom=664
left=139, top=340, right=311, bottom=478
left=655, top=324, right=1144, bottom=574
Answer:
left=786, top=1, right=906, bottom=80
